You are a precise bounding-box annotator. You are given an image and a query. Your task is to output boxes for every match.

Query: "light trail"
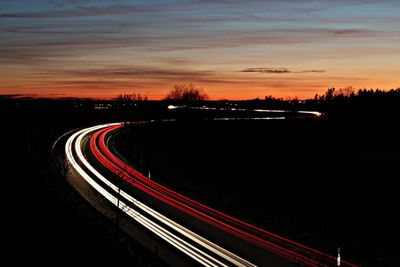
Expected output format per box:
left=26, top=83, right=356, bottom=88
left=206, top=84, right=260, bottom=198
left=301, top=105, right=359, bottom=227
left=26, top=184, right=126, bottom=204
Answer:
left=167, top=104, right=322, bottom=117
left=93, top=121, right=358, bottom=267
left=66, top=125, right=257, bottom=267
left=60, top=111, right=357, bottom=266
left=92, top=125, right=314, bottom=265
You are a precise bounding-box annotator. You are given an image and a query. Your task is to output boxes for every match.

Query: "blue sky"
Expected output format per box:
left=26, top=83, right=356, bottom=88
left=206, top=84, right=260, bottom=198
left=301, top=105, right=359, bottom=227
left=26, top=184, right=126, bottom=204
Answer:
left=1, top=0, right=399, bottom=99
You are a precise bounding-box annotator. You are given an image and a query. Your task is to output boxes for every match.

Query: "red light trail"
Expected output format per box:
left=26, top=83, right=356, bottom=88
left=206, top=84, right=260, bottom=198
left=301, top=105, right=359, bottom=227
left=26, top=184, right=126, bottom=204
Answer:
left=85, top=121, right=358, bottom=267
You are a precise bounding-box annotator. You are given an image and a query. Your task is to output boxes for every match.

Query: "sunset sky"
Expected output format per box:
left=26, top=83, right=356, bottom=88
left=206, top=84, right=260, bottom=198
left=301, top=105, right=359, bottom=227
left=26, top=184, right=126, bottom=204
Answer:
left=1, top=0, right=399, bottom=100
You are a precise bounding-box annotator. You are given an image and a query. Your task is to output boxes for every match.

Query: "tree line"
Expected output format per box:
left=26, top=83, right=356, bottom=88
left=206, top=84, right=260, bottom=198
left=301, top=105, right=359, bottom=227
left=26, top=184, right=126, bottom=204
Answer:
left=314, top=87, right=400, bottom=102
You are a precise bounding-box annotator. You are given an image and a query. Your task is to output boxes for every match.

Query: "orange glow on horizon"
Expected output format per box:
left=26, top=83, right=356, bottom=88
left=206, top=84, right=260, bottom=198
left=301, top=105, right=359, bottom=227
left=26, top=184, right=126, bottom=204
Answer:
left=2, top=79, right=399, bottom=101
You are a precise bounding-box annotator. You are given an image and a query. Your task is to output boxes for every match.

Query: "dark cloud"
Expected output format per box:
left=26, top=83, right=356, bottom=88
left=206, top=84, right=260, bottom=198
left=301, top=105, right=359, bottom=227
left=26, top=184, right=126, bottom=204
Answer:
left=0, top=94, right=36, bottom=99
left=241, top=68, right=325, bottom=74
left=241, top=68, right=291, bottom=74
left=53, top=67, right=217, bottom=79
left=331, top=29, right=379, bottom=37
left=0, top=18, right=385, bottom=67
left=0, top=5, right=162, bottom=19
left=30, top=65, right=273, bottom=89
left=301, top=70, right=326, bottom=73
left=2, top=25, right=116, bottom=35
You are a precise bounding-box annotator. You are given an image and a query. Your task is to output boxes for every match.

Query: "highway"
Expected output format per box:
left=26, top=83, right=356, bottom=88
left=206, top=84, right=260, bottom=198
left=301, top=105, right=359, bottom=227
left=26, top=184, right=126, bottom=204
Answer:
left=60, top=117, right=359, bottom=267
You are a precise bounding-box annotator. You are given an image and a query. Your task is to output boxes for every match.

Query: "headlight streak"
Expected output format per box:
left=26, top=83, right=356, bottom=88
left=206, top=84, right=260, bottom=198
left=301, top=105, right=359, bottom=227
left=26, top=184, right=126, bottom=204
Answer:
left=66, top=124, right=257, bottom=267
left=62, top=110, right=357, bottom=267
left=167, top=105, right=322, bottom=117
left=296, top=111, right=322, bottom=117
left=212, top=117, right=286, bottom=121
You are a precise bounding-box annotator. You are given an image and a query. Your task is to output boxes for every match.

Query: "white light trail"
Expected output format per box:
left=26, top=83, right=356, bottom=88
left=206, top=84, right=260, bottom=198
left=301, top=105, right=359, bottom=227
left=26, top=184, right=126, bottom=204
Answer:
left=168, top=105, right=322, bottom=117
left=167, top=105, right=177, bottom=110
left=65, top=124, right=257, bottom=267
left=297, top=111, right=322, bottom=117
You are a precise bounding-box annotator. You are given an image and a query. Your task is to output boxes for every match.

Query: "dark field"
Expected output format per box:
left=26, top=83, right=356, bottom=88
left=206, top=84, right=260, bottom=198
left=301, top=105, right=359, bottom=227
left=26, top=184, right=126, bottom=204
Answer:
left=1, top=99, right=399, bottom=267
left=114, top=112, right=400, bottom=267
left=1, top=102, right=168, bottom=267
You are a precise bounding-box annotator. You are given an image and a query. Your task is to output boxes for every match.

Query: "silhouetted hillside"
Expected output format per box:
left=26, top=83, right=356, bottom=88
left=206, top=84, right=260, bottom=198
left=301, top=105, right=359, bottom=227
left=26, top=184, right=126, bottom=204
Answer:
left=1, top=91, right=399, bottom=267
left=114, top=94, right=400, bottom=267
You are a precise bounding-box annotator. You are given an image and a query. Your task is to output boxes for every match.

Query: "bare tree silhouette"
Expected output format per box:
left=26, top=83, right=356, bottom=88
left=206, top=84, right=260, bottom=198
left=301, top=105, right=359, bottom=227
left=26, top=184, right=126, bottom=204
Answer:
left=164, top=84, right=209, bottom=101
left=116, top=92, right=148, bottom=102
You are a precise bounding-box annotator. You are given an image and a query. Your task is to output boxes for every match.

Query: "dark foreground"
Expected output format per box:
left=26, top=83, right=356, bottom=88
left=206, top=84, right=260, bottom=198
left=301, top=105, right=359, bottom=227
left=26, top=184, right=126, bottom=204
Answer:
left=1, top=101, right=169, bottom=267
left=1, top=98, right=399, bottom=267
left=114, top=111, right=400, bottom=267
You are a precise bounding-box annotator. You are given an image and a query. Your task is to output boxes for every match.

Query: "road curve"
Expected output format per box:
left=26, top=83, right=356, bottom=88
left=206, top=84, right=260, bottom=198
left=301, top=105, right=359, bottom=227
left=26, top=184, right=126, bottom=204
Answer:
left=60, top=118, right=359, bottom=267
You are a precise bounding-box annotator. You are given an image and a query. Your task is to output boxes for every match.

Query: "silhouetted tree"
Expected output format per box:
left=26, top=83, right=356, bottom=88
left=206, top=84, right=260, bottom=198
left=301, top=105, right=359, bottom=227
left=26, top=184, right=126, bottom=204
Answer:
left=164, top=84, right=209, bottom=101
left=323, top=88, right=336, bottom=101
left=116, top=92, right=148, bottom=102
left=336, top=86, right=355, bottom=97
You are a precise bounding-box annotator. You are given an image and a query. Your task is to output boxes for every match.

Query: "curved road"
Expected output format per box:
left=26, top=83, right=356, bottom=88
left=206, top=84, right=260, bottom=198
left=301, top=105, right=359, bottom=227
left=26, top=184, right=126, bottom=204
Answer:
left=56, top=115, right=359, bottom=267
